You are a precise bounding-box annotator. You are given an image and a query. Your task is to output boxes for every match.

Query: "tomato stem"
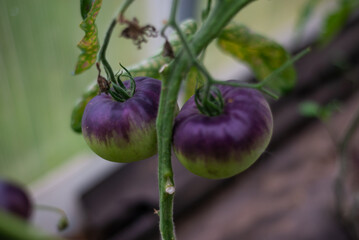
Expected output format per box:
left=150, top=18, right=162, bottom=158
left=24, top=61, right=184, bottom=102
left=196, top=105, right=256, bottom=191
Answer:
left=97, top=0, right=136, bottom=101
left=156, top=1, right=256, bottom=239
left=36, top=205, right=69, bottom=231
left=98, top=19, right=122, bottom=86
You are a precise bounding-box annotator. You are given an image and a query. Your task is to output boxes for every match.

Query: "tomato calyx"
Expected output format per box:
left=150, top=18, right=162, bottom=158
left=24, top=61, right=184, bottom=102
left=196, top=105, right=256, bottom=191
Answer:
left=96, top=62, right=136, bottom=102
left=194, top=85, right=224, bottom=116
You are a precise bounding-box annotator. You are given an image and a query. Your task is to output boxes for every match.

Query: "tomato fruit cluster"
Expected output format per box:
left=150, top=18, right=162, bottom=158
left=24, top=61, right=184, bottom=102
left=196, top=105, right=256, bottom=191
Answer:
left=0, top=179, right=32, bottom=220
left=82, top=76, right=272, bottom=179
left=82, top=77, right=162, bottom=163
left=172, top=82, right=273, bottom=179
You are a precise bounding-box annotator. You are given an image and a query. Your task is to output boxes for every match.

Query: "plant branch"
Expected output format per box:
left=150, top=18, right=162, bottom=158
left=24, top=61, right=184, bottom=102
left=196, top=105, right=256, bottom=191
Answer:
left=156, top=1, right=256, bottom=239
left=98, top=0, right=136, bottom=89
left=259, top=47, right=311, bottom=87
left=98, top=19, right=117, bottom=84
left=163, top=0, right=216, bottom=106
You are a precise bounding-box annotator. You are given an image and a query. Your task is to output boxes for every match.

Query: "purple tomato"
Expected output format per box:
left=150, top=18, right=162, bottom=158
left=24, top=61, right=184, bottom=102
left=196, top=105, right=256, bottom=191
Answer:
left=0, top=179, right=32, bottom=220
left=82, top=77, right=162, bottom=163
left=173, top=82, right=273, bottom=179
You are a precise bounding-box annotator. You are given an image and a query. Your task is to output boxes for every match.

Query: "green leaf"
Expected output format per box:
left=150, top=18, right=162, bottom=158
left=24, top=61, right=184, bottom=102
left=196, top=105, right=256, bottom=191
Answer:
left=299, top=100, right=340, bottom=121
left=80, top=0, right=95, bottom=20
left=70, top=82, right=98, bottom=133
left=74, top=0, right=102, bottom=75
left=184, top=67, right=204, bottom=102
left=319, top=0, right=359, bottom=45
left=319, top=101, right=340, bottom=121
left=299, top=101, right=320, bottom=118
left=217, top=23, right=296, bottom=95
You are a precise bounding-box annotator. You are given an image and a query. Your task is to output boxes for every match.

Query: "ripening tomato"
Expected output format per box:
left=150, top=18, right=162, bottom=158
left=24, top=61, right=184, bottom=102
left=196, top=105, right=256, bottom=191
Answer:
left=173, top=82, right=273, bottom=179
left=0, top=179, right=32, bottom=220
left=82, top=77, right=162, bottom=163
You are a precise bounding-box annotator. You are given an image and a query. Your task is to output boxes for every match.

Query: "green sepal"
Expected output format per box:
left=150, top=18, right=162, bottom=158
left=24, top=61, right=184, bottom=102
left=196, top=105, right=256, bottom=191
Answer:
left=217, top=23, right=296, bottom=95
left=194, top=86, right=224, bottom=117
left=109, top=90, right=126, bottom=102
left=119, top=63, right=136, bottom=97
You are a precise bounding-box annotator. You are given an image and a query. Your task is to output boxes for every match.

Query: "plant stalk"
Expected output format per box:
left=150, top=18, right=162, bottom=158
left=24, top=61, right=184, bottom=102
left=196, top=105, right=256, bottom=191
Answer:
left=98, top=0, right=136, bottom=89
left=156, top=1, right=255, bottom=239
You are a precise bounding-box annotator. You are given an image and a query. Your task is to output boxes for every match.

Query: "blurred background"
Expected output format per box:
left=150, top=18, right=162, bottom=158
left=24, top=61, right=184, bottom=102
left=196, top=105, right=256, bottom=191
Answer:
left=1, top=0, right=359, bottom=239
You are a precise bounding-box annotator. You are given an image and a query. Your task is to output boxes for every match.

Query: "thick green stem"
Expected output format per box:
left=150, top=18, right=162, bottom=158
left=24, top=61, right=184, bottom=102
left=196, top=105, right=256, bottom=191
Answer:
left=156, top=1, right=255, bottom=239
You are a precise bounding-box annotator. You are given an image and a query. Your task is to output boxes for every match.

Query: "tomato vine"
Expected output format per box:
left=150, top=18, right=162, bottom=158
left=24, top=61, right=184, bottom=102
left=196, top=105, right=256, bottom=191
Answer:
left=156, top=1, right=258, bottom=238
left=0, top=0, right=313, bottom=239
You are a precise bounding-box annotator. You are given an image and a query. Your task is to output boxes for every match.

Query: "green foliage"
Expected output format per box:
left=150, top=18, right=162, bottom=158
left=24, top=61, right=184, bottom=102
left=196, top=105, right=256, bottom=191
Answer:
left=295, top=0, right=359, bottom=46
left=319, top=0, right=359, bottom=45
left=74, top=0, right=102, bottom=74
left=70, top=82, right=98, bottom=133
left=80, top=0, right=95, bottom=20
left=299, top=100, right=340, bottom=121
left=184, top=67, right=204, bottom=102
left=217, top=23, right=296, bottom=95
left=299, top=101, right=320, bottom=118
